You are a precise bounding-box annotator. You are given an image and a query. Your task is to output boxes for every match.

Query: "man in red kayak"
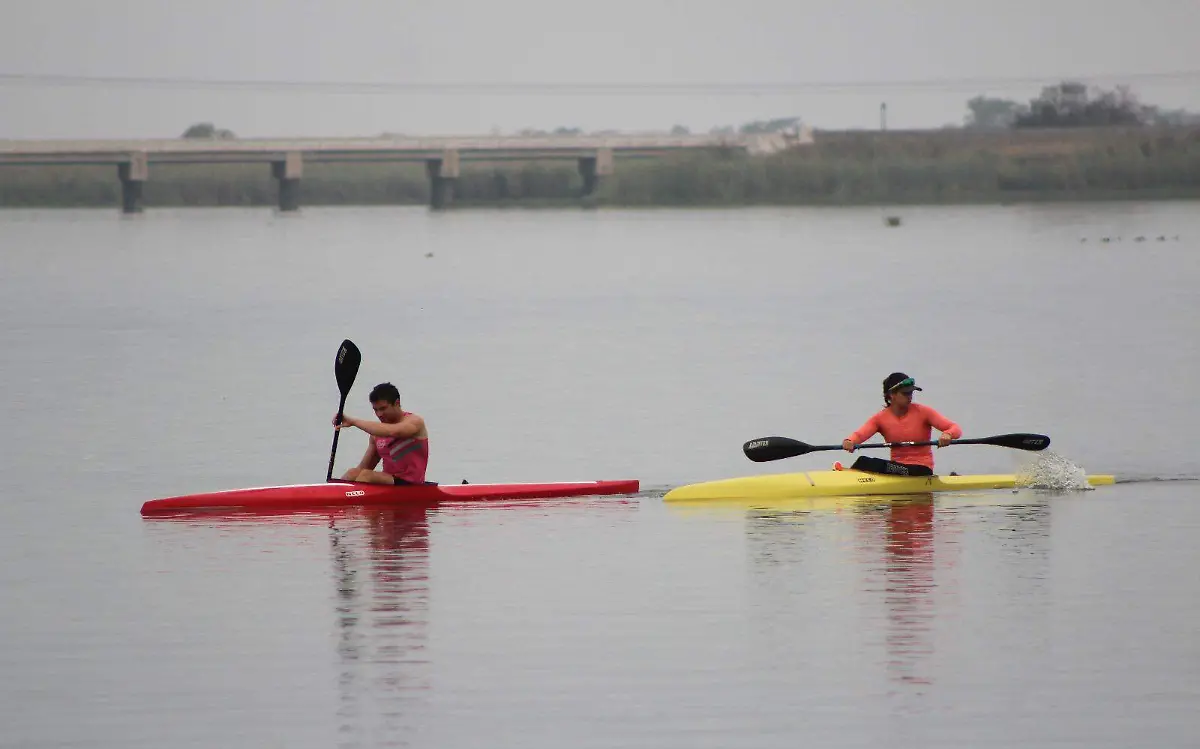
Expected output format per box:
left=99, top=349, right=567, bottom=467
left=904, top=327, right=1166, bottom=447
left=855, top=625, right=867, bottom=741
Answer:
left=333, top=382, right=430, bottom=485
left=842, top=372, right=962, bottom=476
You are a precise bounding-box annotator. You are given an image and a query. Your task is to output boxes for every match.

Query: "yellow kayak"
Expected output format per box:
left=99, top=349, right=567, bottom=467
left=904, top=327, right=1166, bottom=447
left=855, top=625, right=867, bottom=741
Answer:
left=663, top=469, right=1116, bottom=502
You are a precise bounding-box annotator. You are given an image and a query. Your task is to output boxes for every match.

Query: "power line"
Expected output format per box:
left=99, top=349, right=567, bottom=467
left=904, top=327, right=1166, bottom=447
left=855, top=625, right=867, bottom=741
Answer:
left=2, top=70, right=1199, bottom=95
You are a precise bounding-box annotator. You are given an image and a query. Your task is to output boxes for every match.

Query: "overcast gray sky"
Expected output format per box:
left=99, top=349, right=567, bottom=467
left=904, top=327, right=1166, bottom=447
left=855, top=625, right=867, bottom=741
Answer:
left=1, top=0, right=1198, bottom=139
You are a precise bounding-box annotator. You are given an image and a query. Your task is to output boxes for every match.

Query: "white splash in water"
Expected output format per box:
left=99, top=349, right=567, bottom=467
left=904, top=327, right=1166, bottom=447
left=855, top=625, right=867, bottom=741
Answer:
left=1014, top=452, right=1094, bottom=490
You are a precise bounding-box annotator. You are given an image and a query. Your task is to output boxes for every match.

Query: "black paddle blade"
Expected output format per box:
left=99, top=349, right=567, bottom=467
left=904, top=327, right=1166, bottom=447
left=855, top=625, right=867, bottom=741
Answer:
left=327, top=339, right=362, bottom=482
left=975, top=433, right=1051, bottom=451
left=743, top=436, right=819, bottom=462
left=335, top=339, right=361, bottom=398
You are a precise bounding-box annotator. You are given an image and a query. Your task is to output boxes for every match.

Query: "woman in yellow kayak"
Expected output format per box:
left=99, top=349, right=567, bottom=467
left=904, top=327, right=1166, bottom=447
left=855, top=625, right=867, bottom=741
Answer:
left=842, top=372, right=962, bottom=476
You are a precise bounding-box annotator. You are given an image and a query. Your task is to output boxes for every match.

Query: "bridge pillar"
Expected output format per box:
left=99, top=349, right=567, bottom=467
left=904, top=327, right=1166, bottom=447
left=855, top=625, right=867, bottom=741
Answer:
left=117, top=152, right=148, bottom=213
left=271, top=151, right=303, bottom=211
left=426, top=150, right=460, bottom=210
left=578, top=148, right=613, bottom=201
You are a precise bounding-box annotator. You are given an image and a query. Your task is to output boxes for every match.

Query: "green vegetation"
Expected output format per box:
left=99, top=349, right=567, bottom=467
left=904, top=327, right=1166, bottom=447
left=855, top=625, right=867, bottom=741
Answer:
left=596, top=127, right=1200, bottom=206
left=181, top=122, right=236, bottom=139
left=965, top=82, right=1200, bottom=131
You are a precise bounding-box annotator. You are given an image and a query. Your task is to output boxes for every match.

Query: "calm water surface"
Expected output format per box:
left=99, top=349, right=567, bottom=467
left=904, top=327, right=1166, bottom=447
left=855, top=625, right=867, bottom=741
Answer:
left=2, top=203, right=1198, bottom=748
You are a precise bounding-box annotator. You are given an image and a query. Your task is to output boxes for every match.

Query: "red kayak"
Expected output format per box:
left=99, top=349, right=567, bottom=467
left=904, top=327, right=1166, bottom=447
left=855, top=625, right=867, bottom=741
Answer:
left=140, top=479, right=640, bottom=516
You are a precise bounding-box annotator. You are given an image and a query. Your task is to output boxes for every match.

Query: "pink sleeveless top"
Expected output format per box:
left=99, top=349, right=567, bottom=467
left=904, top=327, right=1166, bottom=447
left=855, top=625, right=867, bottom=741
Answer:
left=373, top=413, right=429, bottom=483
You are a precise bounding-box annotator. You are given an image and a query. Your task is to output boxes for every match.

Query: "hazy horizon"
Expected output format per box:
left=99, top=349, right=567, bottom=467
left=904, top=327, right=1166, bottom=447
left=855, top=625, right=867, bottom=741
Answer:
left=1, top=0, right=1198, bottom=139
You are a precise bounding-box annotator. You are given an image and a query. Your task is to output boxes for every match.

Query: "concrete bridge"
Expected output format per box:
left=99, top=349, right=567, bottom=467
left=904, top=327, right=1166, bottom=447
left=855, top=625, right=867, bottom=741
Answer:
left=0, top=131, right=811, bottom=212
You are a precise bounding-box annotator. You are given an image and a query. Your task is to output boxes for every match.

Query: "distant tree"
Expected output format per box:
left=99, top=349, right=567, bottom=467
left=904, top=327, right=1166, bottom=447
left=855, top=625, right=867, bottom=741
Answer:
left=1141, top=106, right=1200, bottom=126
left=553, top=126, right=583, bottom=135
left=738, top=116, right=803, bottom=134
left=964, top=96, right=1025, bottom=130
left=1014, top=82, right=1145, bottom=128
left=670, top=124, right=691, bottom=135
left=181, top=122, right=236, bottom=139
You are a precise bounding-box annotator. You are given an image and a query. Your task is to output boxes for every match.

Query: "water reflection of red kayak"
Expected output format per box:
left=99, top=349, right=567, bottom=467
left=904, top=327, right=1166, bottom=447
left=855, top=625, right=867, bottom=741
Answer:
left=140, top=478, right=640, bottom=516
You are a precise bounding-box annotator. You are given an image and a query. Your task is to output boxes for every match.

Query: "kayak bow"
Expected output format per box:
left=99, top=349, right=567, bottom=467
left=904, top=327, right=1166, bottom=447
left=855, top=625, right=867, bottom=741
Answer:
left=141, top=479, right=640, bottom=515
left=663, top=470, right=1113, bottom=502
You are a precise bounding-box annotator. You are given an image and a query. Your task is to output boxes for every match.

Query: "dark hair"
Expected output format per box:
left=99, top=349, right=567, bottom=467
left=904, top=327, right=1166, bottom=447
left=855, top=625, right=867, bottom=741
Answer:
left=368, top=382, right=401, bottom=404
left=882, top=372, right=908, bottom=405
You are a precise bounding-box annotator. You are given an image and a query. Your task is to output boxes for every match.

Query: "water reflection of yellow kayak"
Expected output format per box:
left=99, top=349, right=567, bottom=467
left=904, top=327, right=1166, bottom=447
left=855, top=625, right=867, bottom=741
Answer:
left=663, top=469, right=1115, bottom=503
left=664, top=493, right=939, bottom=519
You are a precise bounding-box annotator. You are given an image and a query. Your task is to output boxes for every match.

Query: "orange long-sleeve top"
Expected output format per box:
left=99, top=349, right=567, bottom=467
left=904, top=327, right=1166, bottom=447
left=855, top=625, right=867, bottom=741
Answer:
left=846, top=403, right=963, bottom=469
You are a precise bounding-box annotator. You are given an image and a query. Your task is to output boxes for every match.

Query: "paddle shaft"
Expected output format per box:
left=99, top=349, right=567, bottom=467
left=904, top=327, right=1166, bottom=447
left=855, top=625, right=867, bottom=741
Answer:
left=834, top=438, right=961, bottom=452
left=743, top=432, right=1050, bottom=462
left=326, top=393, right=349, bottom=482
left=848, top=436, right=1044, bottom=451
left=745, top=438, right=958, bottom=456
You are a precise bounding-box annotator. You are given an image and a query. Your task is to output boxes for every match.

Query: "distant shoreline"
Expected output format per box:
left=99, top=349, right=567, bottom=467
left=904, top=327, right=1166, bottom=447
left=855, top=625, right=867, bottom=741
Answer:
left=3, top=126, right=1198, bottom=209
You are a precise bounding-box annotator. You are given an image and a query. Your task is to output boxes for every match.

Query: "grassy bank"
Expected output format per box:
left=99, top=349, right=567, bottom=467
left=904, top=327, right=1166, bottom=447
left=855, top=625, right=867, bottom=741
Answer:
left=2, top=126, right=1199, bottom=208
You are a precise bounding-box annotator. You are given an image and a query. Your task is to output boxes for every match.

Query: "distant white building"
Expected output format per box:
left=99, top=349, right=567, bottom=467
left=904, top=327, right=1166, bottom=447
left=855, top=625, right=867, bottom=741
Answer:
left=1037, top=82, right=1089, bottom=113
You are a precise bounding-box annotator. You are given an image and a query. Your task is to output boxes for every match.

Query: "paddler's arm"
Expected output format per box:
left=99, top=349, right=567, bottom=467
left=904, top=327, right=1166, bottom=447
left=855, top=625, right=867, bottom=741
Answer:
left=843, top=415, right=880, bottom=452
left=356, top=440, right=381, bottom=471
left=924, top=406, right=963, bottom=447
left=338, top=412, right=426, bottom=440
